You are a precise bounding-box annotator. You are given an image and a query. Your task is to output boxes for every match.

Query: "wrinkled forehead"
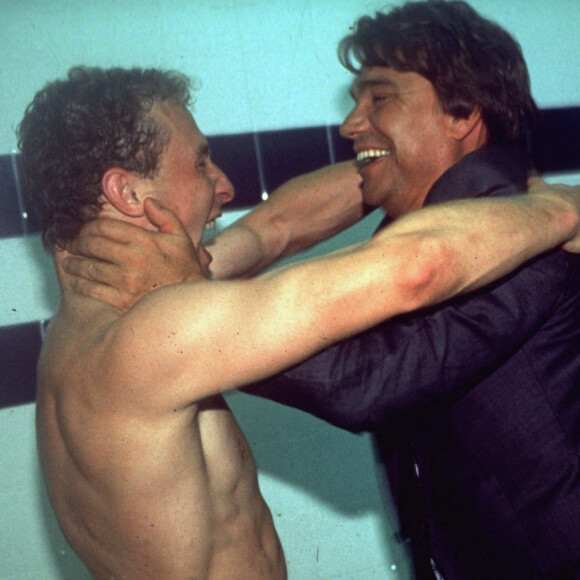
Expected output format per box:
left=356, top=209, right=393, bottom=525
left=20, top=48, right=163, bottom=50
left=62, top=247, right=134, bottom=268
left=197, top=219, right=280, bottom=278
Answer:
left=349, top=66, right=436, bottom=102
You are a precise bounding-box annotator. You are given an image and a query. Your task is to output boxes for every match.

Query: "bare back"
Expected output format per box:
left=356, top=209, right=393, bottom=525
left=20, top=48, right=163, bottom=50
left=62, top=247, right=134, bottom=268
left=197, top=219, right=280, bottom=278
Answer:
left=36, top=301, right=286, bottom=580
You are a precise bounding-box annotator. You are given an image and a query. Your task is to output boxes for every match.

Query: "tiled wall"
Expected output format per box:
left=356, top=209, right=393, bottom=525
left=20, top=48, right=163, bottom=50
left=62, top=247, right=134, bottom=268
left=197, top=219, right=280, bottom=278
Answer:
left=2, top=109, right=580, bottom=409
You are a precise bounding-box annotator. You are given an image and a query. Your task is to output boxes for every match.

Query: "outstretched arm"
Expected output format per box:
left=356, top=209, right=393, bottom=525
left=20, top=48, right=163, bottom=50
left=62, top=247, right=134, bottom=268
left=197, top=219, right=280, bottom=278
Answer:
left=205, top=160, right=364, bottom=279
left=112, top=189, right=580, bottom=411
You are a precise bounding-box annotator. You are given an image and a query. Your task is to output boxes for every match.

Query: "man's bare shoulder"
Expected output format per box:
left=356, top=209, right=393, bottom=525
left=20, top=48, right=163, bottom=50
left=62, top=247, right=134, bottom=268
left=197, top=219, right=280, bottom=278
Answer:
left=38, top=293, right=203, bottom=417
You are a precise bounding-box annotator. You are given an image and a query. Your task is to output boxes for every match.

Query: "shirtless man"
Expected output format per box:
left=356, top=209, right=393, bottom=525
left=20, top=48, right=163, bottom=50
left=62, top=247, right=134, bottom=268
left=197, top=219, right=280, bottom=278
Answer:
left=19, top=66, right=580, bottom=580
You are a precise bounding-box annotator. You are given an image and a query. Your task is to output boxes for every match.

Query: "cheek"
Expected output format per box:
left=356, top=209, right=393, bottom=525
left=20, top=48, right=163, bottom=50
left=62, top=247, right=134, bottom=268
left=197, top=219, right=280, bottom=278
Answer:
left=397, top=122, right=447, bottom=163
left=373, top=114, right=421, bottom=160
left=371, top=109, right=394, bottom=136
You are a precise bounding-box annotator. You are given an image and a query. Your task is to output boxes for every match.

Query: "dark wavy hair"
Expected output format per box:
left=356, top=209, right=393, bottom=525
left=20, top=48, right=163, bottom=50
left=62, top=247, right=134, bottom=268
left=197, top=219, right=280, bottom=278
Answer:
left=338, top=1, right=538, bottom=145
left=17, top=66, right=193, bottom=249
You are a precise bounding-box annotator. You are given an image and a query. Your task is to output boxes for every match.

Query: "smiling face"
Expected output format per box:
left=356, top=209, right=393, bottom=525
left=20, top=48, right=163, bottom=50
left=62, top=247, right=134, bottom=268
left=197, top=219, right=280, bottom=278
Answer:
left=340, top=67, right=468, bottom=217
left=138, top=104, right=235, bottom=274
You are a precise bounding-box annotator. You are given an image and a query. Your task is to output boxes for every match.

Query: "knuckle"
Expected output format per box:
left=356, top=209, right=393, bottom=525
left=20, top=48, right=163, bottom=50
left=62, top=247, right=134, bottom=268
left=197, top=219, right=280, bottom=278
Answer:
left=86, top=261, right=101, bottom=280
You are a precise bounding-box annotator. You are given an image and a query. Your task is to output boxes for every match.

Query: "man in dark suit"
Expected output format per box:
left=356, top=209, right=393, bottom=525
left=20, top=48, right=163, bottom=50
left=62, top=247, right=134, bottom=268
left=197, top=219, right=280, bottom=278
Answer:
left=236, top=4, right=580, bottom=577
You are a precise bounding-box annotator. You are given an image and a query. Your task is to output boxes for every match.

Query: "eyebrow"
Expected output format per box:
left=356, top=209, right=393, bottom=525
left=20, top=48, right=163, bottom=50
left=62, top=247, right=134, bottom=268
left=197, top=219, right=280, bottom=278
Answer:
left=349, top=78, right=398, bottom=99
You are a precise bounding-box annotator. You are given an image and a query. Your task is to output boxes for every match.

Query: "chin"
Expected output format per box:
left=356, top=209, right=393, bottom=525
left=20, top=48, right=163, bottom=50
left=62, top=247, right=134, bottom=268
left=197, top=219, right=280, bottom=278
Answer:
left=361, top=186, right=388, bottom=209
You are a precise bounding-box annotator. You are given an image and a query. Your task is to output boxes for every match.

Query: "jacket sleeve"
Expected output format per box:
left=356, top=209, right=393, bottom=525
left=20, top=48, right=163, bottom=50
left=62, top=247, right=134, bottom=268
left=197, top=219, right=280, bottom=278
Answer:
left=242, top=249, right=572, bottom=434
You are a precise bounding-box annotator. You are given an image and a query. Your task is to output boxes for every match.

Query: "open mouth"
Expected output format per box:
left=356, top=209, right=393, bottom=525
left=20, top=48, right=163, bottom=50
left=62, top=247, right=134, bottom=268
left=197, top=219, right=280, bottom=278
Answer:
left=205, top=219, right=217, bottom=231
left=356, top=149, right=391, bottom=168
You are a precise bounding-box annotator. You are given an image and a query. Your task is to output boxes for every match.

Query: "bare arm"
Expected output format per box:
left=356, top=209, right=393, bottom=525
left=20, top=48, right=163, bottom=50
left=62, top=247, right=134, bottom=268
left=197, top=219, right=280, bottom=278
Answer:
left=111, top=190, right=580, bottom=411
left=206, top=160, right=364, bottom=279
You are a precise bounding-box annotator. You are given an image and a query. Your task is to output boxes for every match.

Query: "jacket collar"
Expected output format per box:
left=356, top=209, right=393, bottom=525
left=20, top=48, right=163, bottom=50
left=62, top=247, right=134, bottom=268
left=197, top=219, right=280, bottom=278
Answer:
left=424, top=144, right=533, bottom=206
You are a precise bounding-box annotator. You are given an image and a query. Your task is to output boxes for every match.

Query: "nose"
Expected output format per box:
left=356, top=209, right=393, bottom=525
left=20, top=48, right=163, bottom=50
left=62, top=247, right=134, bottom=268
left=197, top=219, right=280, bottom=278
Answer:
left=214, top=164, right=235, bottom=207
left=340, top=102, right=368, bottom=140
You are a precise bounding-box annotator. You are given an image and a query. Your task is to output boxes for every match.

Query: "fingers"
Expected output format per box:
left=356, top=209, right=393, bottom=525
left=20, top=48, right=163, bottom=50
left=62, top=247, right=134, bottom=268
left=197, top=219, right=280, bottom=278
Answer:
left=62, top=254, right=152, bottom=310
left=67, top=275, right=135, bottom=312
left=562, top=239, right=580, bottom=254
left=144, top=197, right=188, bottom=235
left=62, top=248, right=156, bottom=294
left=62, top=203, right=198, bottom=311
left=67, top=234, right=124, bottom=262
left=62, top=255, right=120, bottom=285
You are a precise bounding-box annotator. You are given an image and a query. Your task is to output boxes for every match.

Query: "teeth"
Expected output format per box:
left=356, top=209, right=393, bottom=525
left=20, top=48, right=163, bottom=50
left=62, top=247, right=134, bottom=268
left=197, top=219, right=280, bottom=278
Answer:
left=205, top=220, right=216, bottom=231
left=356, top=149, right=390, bottom=163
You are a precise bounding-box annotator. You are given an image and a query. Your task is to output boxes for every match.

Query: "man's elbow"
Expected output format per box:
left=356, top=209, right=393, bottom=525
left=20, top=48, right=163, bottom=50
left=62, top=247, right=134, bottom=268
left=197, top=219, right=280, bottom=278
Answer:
left=396, top=236, right=459, bottom=312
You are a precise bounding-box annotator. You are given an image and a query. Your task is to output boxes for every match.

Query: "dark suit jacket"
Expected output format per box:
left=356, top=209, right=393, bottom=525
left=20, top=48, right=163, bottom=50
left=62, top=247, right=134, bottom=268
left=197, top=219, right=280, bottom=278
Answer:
left=246, top=146, right=580, bottom=579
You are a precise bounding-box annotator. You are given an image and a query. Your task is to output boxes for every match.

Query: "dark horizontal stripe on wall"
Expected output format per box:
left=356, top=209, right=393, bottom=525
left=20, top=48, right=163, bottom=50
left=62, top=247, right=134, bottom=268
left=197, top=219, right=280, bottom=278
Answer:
left=257, top=126, right=333, bottom=192
left=0, top=321, right=43, bottom=409
left=209, top=132, right=263, bottom=207
left=1, top=107, right=579, bottom=240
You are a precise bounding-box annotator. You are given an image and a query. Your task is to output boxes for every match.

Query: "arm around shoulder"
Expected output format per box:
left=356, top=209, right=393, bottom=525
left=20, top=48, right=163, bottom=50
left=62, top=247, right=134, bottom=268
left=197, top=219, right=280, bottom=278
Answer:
left=111, top=186, right=580, bottom=411
left=107, top=233, right=442, bottom=412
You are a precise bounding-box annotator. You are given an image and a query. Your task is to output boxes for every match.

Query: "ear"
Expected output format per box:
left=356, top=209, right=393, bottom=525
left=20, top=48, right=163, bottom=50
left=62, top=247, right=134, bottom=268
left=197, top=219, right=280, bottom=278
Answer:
left=101, top=168, right=146, bottom=217
left=448, top=107, right=485, bottom=142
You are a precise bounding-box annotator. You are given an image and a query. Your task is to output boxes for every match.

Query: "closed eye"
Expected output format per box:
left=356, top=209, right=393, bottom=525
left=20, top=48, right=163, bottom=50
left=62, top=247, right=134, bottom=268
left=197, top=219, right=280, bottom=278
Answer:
left=371, top=91, right=396, bottom=105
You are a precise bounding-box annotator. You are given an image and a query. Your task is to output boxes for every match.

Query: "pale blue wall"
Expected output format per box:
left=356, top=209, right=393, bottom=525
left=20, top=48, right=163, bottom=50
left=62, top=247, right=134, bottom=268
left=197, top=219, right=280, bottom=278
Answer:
left=1, top=0, right=580, bottom=154
left=1, top=1, right=579, bottom=579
